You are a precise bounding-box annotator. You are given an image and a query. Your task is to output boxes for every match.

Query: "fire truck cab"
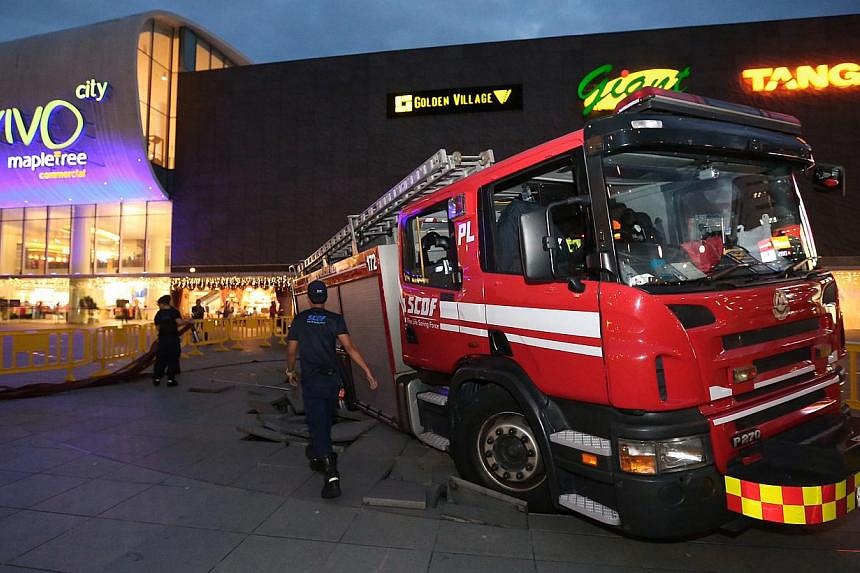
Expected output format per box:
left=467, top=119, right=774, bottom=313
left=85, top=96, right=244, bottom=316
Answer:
left=294, top=89, right=859, bottom=538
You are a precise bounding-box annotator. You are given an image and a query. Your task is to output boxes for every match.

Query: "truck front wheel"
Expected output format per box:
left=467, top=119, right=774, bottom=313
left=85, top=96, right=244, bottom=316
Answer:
left=452, top=386, right=553, bottom=512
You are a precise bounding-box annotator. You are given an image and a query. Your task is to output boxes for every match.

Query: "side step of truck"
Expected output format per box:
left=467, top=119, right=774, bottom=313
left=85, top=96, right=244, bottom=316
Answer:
left=406, top=379, right=451, bottom=452
left=558, top=493, right=621, bottom=526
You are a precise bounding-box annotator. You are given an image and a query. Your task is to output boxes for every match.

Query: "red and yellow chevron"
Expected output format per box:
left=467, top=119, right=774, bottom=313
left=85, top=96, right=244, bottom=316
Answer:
left=724, top=472, right=859, bottom=524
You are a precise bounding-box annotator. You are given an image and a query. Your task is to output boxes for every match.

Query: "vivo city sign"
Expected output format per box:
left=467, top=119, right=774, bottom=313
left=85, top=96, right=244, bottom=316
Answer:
left=577, top=64, right=691, bottom=115
left=0, top=79, right=109, bottom=180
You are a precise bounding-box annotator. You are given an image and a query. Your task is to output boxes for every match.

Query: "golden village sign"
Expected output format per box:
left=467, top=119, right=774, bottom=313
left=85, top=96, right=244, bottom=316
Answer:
left=577, top=64, right=691, bottom=115
left=741, top=63, right=860, bottom=92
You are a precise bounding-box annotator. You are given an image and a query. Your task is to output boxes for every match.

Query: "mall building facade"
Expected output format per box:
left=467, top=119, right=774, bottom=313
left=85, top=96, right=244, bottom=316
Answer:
left=0, top=12, right=247, bottom=321
left=1, top=12, right=859, bottom=322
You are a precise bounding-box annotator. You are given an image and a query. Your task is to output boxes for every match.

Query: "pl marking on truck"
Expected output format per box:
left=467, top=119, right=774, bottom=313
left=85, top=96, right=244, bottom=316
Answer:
left=456, top=221, right=475, bottom=245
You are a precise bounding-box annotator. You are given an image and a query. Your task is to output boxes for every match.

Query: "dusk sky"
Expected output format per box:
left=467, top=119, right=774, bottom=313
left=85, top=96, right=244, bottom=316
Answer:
left=1, top=0, right=858, bottom=63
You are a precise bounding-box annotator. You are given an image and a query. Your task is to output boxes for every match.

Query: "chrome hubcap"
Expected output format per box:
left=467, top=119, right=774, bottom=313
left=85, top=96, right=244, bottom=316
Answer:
left=476, top=412, right=544, bottom=492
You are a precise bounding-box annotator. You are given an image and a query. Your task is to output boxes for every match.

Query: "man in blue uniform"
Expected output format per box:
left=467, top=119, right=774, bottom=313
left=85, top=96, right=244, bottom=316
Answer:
left=286, top=280, right=378, bottom=498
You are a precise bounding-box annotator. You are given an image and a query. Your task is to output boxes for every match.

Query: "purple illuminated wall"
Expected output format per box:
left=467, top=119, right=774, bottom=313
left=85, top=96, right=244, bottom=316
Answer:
left=0, top=16, right=167, bottom=208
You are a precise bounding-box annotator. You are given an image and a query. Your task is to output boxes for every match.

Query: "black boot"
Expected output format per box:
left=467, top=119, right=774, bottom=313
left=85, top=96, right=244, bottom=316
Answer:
left=320, top=454, right=341, bottom=499
left=306, top=445, right=324, bottom=472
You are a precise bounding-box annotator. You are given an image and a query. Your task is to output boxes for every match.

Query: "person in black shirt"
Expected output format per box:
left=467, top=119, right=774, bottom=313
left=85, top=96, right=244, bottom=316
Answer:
left=191, top=299, right=205, bottom=320
left=153, top=294, right=187, bottom=387
left=287, top=280, right=378, bottom=499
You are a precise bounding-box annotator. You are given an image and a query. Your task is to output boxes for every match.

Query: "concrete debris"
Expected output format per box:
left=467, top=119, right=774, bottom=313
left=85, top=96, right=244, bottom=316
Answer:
left=188, top=383, right=234, bottom=393
left=362, top=479, right=429, bottom=510
left=441, top=475, right=529, bottom=528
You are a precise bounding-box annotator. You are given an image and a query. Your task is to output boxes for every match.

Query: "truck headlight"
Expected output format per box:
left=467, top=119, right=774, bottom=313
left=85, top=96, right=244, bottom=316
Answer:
left=618, top=436, right=709, bottom=475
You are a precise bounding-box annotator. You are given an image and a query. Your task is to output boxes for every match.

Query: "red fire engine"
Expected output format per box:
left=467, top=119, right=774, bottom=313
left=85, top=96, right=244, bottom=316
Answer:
left=292, top=88, right=859, bottom=538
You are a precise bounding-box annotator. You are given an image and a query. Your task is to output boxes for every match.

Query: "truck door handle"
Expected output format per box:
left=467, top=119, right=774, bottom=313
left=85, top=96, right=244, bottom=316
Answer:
left=405, top=325, right=419, bottom=344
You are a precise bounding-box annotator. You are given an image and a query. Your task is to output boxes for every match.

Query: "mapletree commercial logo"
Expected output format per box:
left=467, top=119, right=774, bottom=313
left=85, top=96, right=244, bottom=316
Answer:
left=577, top=65, right=691, bottom=115
left=1, top=78, right=109, bottom=180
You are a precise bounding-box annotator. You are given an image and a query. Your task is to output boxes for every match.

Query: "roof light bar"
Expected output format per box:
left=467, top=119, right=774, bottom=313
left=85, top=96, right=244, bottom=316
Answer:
left=614, top=87, right=803, bottom=136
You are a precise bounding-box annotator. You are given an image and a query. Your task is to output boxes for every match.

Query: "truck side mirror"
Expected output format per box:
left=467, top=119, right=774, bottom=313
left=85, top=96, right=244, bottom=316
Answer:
left=811, top=164, right=845, bottom=195
left=519, top=207, right=554, bottom=282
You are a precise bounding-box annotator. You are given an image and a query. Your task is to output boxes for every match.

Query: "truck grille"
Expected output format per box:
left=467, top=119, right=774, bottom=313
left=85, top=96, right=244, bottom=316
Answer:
left=753, top=347, right=811, bottom=374
left=734, top=389, right=825, bottom=430
left=722, top=318, right=819, bottom=350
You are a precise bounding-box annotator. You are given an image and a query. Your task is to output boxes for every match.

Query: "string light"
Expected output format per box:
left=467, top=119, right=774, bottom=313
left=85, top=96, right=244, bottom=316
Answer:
left=169, top=274, right=293, bottom=291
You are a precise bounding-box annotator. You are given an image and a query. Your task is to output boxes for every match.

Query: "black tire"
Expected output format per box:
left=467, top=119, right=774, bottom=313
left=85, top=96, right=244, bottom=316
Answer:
left=451, top=385, right=554, bottom=512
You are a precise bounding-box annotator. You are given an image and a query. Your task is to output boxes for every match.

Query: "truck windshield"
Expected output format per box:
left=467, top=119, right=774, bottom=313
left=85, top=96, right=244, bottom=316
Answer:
left=602, top=152, right=814, bottom=287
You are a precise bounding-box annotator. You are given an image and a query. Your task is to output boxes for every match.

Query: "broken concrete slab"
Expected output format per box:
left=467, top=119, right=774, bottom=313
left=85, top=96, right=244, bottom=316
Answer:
left=446, top=476, right=528, bottom=513
left=441, top=500, right=528, bottom=529
left=247, top=397, right=290, bottom=415
left=362, top=479, right=428, bottom=510
left=282, top=386, right=304, bottom=414
left=442, top=475, right=528, bottom=528
left=235, top=426, right=290, bottom=443
left=389, top=450, right=456, bottom=485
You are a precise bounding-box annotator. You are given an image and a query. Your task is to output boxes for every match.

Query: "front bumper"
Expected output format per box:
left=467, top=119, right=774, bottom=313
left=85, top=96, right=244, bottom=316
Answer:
left=723, top=409, right=860, bottom=524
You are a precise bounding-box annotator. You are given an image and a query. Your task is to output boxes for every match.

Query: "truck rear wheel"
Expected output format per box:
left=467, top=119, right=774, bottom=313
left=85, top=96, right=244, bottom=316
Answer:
left=452, top=385, right=553, bottom=512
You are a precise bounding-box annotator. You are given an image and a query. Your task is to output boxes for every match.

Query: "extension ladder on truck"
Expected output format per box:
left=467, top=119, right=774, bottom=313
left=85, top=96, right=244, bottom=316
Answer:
left=299, top=148, right=494, bottom=273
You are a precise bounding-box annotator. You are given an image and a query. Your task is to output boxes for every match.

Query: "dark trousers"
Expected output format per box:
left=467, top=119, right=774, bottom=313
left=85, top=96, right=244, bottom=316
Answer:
left=302, top=374, right=340, bottom=458
left=154, top=337, right=181, bottom=380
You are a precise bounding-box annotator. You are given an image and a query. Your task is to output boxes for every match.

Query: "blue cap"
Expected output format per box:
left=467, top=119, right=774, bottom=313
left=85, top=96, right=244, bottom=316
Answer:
left=308, top=280, right=328, bottom=304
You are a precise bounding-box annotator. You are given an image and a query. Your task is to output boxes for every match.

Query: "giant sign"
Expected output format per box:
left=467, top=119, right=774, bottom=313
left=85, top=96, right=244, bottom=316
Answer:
left=0, top=77, right=166, bottom=207
left=577, top=64, right=691, bottom=115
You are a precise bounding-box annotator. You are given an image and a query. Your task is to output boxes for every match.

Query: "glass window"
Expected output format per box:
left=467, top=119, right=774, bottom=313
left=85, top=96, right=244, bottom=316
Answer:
left=211, top=51, right=225, bottom=69
left=148, top=110, right=168, bottom=166
left=485, top=156, right=588, bottom=276
left=0, top=219, right=23, bottom=275
left=47, top=207, right=71, bottom=274
left=180, top=28, right=197, bottom=72
left=121, top=203, right=147, bottom=273
left=195, top=40, right=211, bottom=71
left=167, top=116, right=177, bottom=170
left=94, top=205, right=120, bottom=274
left=146, top=202, right=172, bottom=273
left=152, top=25, right=172, bottom=67
left=402, top=202, right=459, bottom=290
left=137, top=49, right=151, bottom=106
left=23, top=208, right=47, bottom=275
left=149, top=60, right=170, bottom=116
left=138, top=22, right=152, bottom=55
left=602, top=152, right=812, bottom=287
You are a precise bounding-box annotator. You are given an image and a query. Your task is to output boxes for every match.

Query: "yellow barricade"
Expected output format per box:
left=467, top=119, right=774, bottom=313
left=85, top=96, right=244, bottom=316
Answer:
left=92, top=324, right=156, bottom=376
left=182, top=318, right=231, bottom=354
left=0, top=329, right=92, bottom=382
left=274, top=316, right=290, bottom=345
left=226, top=317, right=274, bottom=349
left=847, top=342, right=860, bottom=411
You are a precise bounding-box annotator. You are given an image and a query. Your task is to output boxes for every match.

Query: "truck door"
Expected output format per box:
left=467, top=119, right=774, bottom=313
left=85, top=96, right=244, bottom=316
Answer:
left=478, top=150, right=608, bottom=404
left=400, top=198, right=469, bottom=370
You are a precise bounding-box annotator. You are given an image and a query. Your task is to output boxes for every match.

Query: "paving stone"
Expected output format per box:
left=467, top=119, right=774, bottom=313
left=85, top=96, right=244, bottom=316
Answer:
left=0, top=446, right=82, bottom=472
left=0, top=473, right=87, bottom=508
left=363, top=479, right=428, bottom=510
left=430, top=552, right=535, bottom=573
left=389, top=450, right=456, bottom=485
left=256, top=497, right=358, bottom=541
left=444, top=502, right=528, bottom=529
left=34, top=478, right=151, bottom=516
left=342, top=509, right=439, bottom=551
left=230, top=462, right=314, bottom=495
left=43, top=454, right=128, bottom=479
left=177, top=485, right=284, bottom=532
left=0, top=509, right=86, bottom=562
left=528, top=512, right=615, bottom=536
left=434, top=520, right=533, bottom=559
left=237, top=425, right=290, bottom=442
left=0, top=470, right=28, bottom=487
left=536, top=562, right=644, bottom=573
left=101, top=483, right=212, bottom=524
left=101, top=463, right=171, bottom=484
left=211, top=535, right=334, bottom=573
left=446, top=475, right=528, bottom=512
left=11, top=517, right=163, bottom=573
left=101, top=525, right=245, bottom=573
left=322, top=544, right=431, bottom=572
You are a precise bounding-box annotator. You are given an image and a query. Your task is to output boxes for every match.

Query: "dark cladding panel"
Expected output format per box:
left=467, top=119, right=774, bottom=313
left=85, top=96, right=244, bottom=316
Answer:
left=172, top=14, right=860, bottom=269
